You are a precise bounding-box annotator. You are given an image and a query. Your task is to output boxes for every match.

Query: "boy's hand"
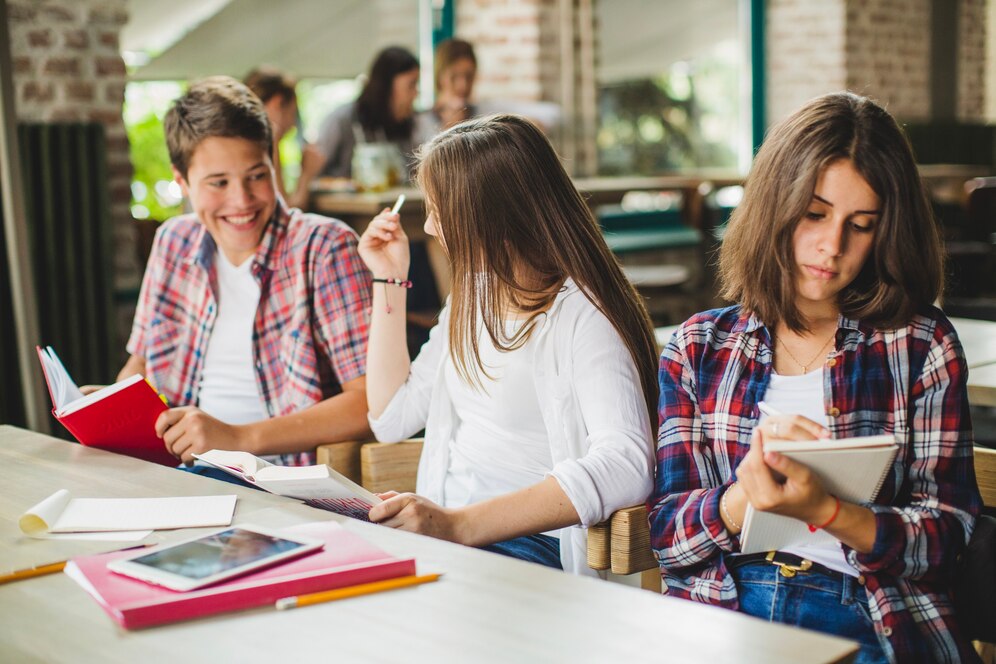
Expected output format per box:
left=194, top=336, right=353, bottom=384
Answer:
left=79, top=384, right=106, bottom=396
left=155, top=407, right=248, bottom=464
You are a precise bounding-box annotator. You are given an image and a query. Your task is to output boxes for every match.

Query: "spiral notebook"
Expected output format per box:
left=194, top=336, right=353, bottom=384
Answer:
left=739, top=434, right=898, bottom=554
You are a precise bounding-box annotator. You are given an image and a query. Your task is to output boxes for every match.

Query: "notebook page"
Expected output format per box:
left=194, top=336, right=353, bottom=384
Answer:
left=48, top=495, right=237, bottom=532
left=255, top=466, right=381, bottom=504
left=193, top=450, right=273, bottom=478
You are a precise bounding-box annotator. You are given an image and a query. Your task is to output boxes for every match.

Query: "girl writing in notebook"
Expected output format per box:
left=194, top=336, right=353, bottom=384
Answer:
left=357, top=114, right=658, bottom=574
left=647, top=93, right=982, bottom=663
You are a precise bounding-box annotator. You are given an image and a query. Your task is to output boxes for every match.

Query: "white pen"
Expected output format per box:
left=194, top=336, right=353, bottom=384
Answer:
left=757, top=401, right=781, bottom=418
left=390, top=194, right=406, bottom=215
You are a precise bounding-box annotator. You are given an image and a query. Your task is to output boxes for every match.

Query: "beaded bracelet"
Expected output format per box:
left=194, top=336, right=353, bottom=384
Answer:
left=807, top=495, right=841, bottom=533
left=721, top=482, right=742, bottom=531
left=372, top=277, right=412, bottom=313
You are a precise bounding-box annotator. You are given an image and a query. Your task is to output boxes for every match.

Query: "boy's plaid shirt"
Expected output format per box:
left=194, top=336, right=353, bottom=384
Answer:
left=649, top=305, right=981, bottom=663
left=127, top=205, right=371, bottom=466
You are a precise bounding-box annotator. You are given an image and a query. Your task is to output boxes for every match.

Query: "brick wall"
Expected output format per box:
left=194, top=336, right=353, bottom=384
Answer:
left=767, top=0, right=986, bottom=126
left=457, top=0, right=547, bottom=102
left=456, top=0, right=597, bottom=174
left=6, top=0, right=138, bottom=316
left=844, top=0, right=931, bottom=121
left=987, top=0, right=996, bottom=121
left=766, top=0, right=847, bottom=125
left=957, top=0, right=986, bottom=122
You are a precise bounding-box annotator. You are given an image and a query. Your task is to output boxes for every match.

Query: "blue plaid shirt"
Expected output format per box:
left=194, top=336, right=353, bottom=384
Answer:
left=648, top=305, right=982, bottom=663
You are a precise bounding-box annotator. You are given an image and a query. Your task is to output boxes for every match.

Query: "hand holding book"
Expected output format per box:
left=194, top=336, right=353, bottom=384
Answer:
left=156, top=406, right=248, bottom=465
left=36, top=346, right=175, bottom=466
left=735, top=411, right=896, bottom=554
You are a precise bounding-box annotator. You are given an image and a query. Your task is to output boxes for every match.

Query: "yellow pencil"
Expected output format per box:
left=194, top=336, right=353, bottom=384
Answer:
left=275, top=573, right=441, bottom=610
left=0, top=560, right=67, bottom=586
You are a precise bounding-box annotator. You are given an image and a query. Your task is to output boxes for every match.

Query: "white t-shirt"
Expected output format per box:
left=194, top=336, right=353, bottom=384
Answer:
left=759, top=367, right=857, bottom=577
left=443, top=321, right=554, bottom=526
left=197, top=251, right=268, bottom=426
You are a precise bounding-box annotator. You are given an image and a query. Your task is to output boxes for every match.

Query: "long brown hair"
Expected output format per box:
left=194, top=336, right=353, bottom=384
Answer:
left=719, top=92, right=943, bottom=332
left=415, top=114, right=659, bottom=429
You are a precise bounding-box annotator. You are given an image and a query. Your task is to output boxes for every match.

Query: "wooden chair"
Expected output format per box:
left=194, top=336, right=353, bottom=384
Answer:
left=587, top=505, right=660, bottom=590
left=973, top=447, right=996, bottom=662
left=316, top=439, right=423, bottom=493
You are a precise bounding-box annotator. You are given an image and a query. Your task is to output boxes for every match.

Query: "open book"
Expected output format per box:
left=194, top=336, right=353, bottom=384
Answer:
left=193, top=450, right=382, bottom=521
left=739, top=434, right=898, bottom=554
left=36, top=346, right=174, bottom=466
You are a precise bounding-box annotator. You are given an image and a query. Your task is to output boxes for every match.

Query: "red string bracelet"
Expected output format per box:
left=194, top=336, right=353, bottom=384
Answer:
left=808, top=495, right=841, bottom=533
left=372, top=277, right=412, bottom=313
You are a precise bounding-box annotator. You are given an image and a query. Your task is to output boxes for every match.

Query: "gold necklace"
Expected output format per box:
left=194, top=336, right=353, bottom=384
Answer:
left=776, top=329, right=837, bottom=373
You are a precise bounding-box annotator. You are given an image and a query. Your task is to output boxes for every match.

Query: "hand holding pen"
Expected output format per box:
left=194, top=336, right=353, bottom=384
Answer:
left=756, top=401, right=829, bottom=441
left=358, top=194, right=410, bottom=281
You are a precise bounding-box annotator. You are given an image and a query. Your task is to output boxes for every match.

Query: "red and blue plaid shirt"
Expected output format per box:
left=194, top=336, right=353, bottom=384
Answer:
left=649, top=305, right=982, bottom=664
left=127, top=204, right=371, bottom=466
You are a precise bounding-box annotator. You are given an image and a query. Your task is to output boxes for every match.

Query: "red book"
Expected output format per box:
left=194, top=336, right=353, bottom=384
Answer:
left=64, top=521, right=417, bottom=629
left=36, top=345, right=174, bottom=466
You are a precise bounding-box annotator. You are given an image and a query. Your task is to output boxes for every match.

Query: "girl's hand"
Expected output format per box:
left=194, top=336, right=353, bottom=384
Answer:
left=758, top=413, right=829, bottom=442
left=436, top=97, right=470, bottom=129
left=367, top=492, right=466, bottom=543
left=736, top=427, right=837, bottom=524
left=358, top=209, right=410, bottom=279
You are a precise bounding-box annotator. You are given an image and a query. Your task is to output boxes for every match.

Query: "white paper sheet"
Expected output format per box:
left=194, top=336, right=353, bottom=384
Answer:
left=19, top=489, right=238, bottom=536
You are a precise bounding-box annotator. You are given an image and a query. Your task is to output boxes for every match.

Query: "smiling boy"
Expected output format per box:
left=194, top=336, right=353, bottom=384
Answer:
left=120, top=76, right=372, bottom=466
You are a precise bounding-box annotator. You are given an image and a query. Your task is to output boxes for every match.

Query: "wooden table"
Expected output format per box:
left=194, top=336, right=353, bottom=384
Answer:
left=0, top=426, right=858, bottom=664
left=308, top=172, right=745, bottom=234
left=949, top=317, right=996, bottom=369
left=968, top=364, right=996, bottom=408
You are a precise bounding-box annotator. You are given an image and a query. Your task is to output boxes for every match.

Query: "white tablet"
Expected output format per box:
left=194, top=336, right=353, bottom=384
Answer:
left=107, top=525, right=323, bottom=591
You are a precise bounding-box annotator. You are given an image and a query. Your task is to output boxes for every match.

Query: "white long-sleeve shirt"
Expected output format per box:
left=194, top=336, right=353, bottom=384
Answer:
left=369, top=280, right=655, bottom=575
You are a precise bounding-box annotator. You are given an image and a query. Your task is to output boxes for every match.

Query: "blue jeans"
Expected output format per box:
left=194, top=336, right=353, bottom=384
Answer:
left=729, top=559, right=887, bottom=664
left=481, top=534, right=562, bottom=570
left=178, top=463, right=262, bottom=489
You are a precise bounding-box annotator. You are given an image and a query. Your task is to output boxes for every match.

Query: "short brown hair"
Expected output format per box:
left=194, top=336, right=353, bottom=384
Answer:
left=434, top=39, right=476, bottom=92
left=243, top=66, right=297, bottom=105
left=719, top=92, right=943, bottom=332
left=415, top=115, right=659, bottom=431
left=164, top=76, right=272, bottom=178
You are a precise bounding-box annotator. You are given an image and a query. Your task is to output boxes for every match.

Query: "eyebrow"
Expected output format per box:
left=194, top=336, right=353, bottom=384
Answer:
left=812, top=194, right=881, bottom=215
left=203, top=162, right=268, bottom=179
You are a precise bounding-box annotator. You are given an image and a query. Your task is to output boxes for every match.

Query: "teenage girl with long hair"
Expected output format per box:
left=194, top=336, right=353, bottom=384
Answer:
left=358, top=114, right=658, bottom=574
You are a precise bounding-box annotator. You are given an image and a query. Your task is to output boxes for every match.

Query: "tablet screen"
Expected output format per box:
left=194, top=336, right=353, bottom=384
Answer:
left=127, top=528, right=309, bottom=581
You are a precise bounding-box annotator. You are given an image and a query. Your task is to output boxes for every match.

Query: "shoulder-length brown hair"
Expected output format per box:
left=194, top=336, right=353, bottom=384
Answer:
left=719, top=92, right=943, bottom=331
left=415, top=114, right=658, bottom=428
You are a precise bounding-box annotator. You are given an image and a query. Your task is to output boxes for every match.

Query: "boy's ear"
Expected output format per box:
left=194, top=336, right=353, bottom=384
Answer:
left=171, top=166, right=189, bottom=196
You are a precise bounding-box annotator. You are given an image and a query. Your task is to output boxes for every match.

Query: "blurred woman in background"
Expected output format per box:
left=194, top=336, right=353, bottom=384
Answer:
left=314, top=46, right=420, bottom=182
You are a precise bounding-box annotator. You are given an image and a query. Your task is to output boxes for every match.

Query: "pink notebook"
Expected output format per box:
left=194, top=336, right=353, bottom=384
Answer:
left=64, top=521, right=416, bottom=629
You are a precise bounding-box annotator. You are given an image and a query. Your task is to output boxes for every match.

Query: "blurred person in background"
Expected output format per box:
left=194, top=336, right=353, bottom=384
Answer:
left=243, top=67, right=322, bottom=209
left=416, top=39, right=478, bottom=139
left=314, top=46, right=420, bottom=182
